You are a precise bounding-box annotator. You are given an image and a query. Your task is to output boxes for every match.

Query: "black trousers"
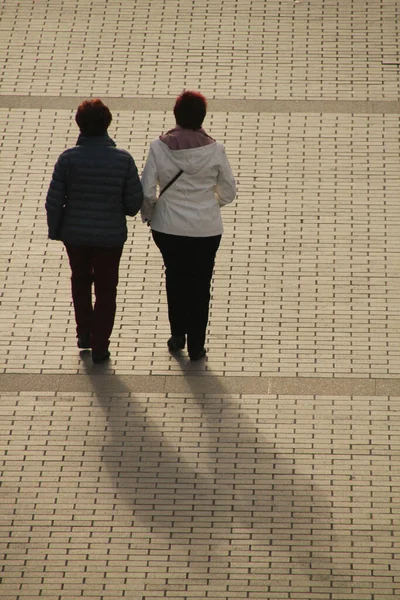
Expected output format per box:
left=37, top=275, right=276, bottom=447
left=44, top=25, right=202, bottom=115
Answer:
left=152, top=230, right=221, bottom=356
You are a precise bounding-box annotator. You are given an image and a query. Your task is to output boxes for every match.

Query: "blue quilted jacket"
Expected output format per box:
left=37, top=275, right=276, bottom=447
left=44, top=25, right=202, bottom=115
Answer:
left=46, top=134, right=143, bottom=246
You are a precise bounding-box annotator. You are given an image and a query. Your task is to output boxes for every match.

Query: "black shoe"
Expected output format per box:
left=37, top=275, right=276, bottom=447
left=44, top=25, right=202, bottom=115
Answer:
left=189, top=348, right=207, bottom=361
left=92, top=350, right=111, bottom=364
left=77, top=334, right=91, bottom=349
left=167, top=335, right=186, bottom=352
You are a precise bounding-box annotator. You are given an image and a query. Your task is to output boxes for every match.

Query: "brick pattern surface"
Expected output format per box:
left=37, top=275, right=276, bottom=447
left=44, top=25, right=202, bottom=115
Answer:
left=1, top=390, right=399, bottom=600
left=1, top=109, right=399, bottom=377
left=0, top=0, right=399, bottom=101
left=1, top=0, right=400, bottom=598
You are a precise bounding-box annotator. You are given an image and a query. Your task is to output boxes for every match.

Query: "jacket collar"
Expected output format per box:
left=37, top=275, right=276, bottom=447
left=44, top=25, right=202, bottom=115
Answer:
left=159, top=125, right=215, bottom=150
left=76, top=133, right=116, bottom=147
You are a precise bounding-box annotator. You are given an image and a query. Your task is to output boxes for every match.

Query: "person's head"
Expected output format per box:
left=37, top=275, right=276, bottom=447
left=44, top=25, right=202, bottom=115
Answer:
left=173, top=90, right=207, bottom=130
left=75, top=98, right=112, bottom=136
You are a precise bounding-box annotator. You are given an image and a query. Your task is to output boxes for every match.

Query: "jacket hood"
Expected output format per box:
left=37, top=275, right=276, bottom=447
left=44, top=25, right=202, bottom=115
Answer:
left=157, top=139, right=219, bottom=175
left=159, top=126, right=215, bottom=150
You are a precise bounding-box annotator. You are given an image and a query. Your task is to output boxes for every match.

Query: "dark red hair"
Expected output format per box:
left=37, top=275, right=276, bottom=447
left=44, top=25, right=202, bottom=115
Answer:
left=75, top=99, right=112, bottom=136
left=173, top=91, right=207, bottom=130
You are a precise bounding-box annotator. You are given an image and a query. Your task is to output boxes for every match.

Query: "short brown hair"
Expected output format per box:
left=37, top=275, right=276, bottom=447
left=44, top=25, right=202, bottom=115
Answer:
left=75, top=99, right=112, bottom=136
left=173, top=91, right=207, bottom=130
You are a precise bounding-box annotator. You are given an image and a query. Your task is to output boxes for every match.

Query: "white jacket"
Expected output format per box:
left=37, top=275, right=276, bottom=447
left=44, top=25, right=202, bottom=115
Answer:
left=140, top=139, right=236, bottom=237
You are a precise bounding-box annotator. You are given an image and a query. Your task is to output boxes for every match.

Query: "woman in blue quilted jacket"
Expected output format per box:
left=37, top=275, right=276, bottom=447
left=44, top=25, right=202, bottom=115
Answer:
left=46, top=99, right=143, bottom=364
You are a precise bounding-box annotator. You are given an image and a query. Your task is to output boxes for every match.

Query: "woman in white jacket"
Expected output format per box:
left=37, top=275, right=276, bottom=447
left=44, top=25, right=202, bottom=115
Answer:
left=141, top=91, right=236, bottom=361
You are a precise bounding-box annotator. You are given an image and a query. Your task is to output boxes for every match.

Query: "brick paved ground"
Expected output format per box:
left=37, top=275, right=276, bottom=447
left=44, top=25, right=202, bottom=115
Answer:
left=0, top=1, right=399, bottom=599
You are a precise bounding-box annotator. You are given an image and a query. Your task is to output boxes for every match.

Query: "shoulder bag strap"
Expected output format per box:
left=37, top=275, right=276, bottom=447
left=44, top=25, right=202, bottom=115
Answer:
left=159, top=169, right=184, bottom=197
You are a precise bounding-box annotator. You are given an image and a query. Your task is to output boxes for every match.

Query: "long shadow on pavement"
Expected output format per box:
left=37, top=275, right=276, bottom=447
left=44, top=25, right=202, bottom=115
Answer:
left=80, top=351, right=347, bottom=597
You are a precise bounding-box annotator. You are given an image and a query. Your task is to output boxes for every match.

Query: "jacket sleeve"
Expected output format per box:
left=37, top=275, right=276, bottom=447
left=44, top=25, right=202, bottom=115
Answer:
left=215, top=146, right=236, bottom=206
left=45, top=154, right=68, bottom=240
left=123, top=157, right=144, bottom=216
left=140, top=146, right=159, bottom=223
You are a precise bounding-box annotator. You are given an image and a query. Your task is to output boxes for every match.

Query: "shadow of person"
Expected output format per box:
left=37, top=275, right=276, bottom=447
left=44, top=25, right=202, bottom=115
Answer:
left=80, top=351, right=347, bottom=596
left=79, top=352, right=218, bottom=531
left=176, top=361, right=345, bottom=594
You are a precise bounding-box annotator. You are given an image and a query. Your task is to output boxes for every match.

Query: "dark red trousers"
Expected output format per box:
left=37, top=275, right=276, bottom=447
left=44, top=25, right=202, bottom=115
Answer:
left=65, top=244, right=123, bottom=354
